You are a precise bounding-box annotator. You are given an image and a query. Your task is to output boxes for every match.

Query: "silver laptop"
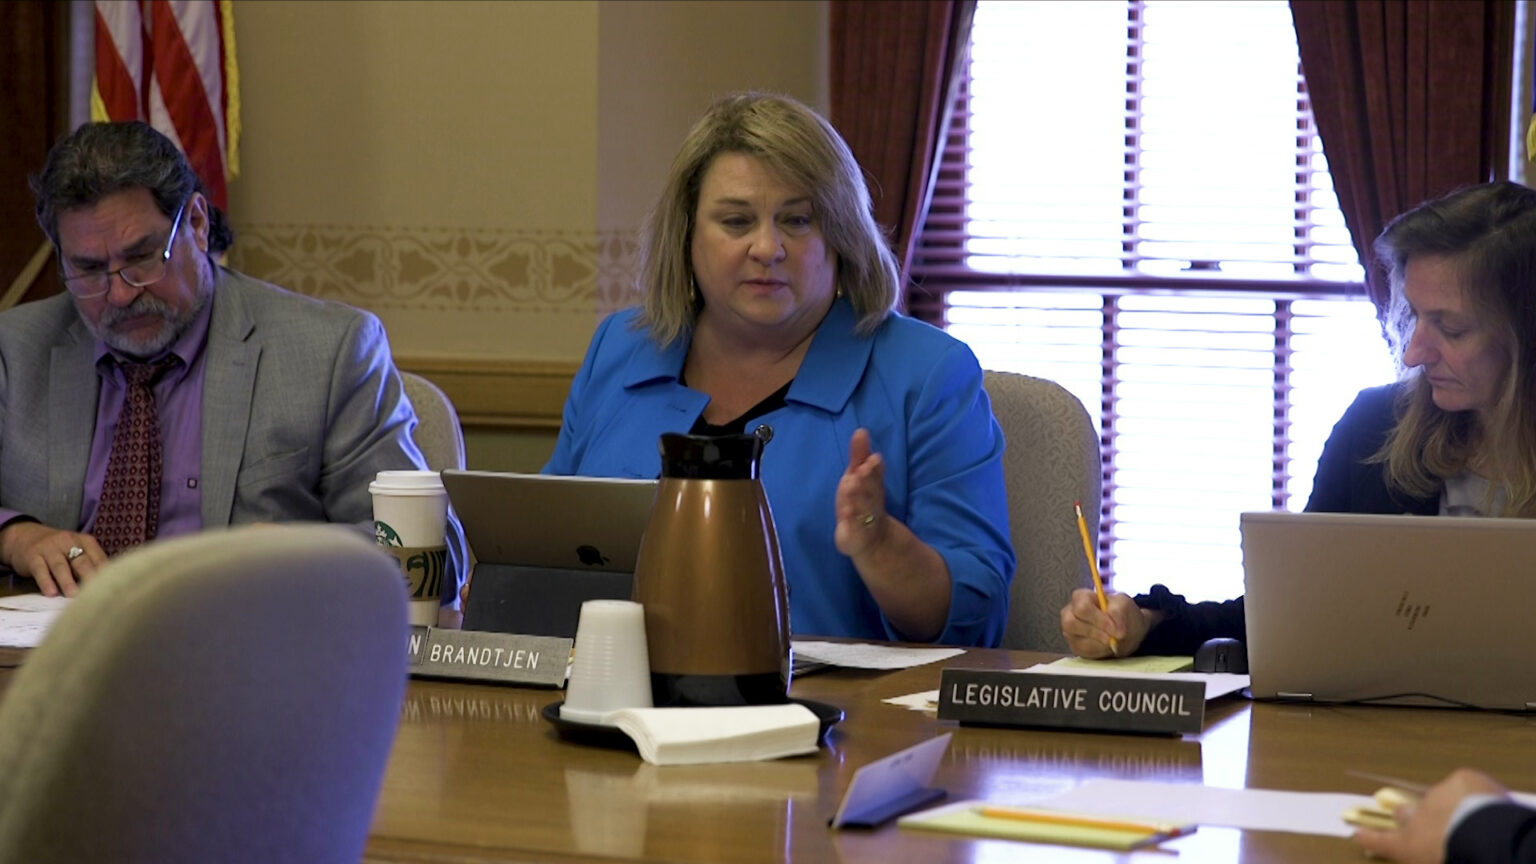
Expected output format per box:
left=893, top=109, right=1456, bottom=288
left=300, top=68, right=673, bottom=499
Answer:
left=1241, top=511, right=1536, bottom=711
left=442, top=470, right=657, bottom=638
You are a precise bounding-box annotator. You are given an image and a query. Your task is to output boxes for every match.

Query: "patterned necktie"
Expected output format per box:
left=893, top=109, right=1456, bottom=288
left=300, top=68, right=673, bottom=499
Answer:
left=96, top=357, right=179, bottom=556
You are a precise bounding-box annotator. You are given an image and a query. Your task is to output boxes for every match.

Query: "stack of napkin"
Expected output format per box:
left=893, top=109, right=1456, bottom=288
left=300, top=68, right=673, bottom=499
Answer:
left=605, top=703, right=819, bottom=766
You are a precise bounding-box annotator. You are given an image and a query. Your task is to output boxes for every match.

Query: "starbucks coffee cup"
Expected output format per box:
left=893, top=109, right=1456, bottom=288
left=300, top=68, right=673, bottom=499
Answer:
left=369, top=470, right=449, bottom=627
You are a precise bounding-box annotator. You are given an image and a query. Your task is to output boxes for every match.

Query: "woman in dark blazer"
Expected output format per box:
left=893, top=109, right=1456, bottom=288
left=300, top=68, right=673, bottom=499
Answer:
left=1062, top=180, right=1536, bottom=657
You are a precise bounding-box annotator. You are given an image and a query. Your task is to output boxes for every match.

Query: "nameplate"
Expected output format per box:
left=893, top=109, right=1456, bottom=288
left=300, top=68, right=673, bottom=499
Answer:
left=407, top=626, right=570, bottom=688
left=936, top=669, right=1206, bottom=736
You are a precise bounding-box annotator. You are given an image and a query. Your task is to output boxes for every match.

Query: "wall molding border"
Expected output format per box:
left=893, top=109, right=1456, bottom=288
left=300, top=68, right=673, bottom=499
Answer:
left=231, top=223, right=600, bottom=311
left=230, top=223, right=643, bottom=315
left=399, top=356, right=577, bottom=430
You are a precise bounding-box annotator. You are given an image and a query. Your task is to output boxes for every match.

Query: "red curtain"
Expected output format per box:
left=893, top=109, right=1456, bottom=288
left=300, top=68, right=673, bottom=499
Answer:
left=829, top=0, right=975, bottom=284
left=0, top=0, right=69, bottom=304
left=1291, top=0, right=1515, bottom=308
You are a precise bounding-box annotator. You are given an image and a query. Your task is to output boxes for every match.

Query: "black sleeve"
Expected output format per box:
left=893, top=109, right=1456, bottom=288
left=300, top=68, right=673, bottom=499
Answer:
left=1447, top=802, right=1536, bottom=864
left=1131, top=585, right=1246, bottom=656
left=1305, top=383, right=1432, bottom=515
left=1304, top=391, right=1366, bottom=513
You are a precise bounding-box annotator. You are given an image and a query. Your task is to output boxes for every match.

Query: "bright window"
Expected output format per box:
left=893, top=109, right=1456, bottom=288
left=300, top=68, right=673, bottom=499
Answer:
left=912, top=0, right=1397, bottom=600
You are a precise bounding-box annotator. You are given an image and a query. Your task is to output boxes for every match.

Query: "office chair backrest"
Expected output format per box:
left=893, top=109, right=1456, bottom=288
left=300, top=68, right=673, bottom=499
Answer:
left=402, top=370, right=467, bottom=471
left=0, top=524, right=409, bottom=864
left=984, top=370, right=1102, bottom=651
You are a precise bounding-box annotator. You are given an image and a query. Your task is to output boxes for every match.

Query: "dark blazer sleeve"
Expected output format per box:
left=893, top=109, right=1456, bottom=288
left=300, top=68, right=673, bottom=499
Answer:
left=1447, top=802, right=1536, bottom=864
left=1305, top=383, right=1437, bottom=515
left=1132, top=585, right=1245, bottom=656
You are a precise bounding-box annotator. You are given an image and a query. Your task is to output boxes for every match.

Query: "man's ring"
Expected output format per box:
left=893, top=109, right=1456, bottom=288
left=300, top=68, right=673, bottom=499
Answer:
left=66, top=546, right=85, bottom=562
left=861, top=513, right=877, bottom=526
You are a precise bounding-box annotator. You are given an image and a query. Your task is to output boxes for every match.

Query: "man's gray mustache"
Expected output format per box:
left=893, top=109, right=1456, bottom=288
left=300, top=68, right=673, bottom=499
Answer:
left=99, top=296, right=175, bottom=327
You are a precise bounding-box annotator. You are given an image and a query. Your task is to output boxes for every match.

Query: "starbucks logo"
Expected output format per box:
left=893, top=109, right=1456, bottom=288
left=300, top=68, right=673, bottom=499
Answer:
left=375, top=521, right=445, bottom=600
left=376, top=520, right=403, bottom=548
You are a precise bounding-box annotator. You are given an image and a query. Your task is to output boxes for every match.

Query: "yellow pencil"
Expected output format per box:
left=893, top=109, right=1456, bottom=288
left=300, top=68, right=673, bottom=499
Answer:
left=977, top=805, right=1189, bottom=837
left=1075, top=501, right=1117, bottom=655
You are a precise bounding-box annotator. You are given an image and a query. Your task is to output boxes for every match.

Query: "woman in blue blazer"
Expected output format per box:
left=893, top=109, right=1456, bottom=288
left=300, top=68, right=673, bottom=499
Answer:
left=546, top=93, right=1015, bottom=646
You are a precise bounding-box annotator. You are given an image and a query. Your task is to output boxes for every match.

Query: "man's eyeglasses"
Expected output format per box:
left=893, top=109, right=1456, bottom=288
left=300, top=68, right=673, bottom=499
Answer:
left=59, top=198, right=189, bottom=300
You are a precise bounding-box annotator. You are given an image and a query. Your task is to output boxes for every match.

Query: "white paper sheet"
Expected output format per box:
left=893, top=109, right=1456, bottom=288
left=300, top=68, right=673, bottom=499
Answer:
left=1035, top=779, right=1372, bottom=837
left=0, top=597, right=69, bottom=649
left=607, top=704, right=819, bottom=766
left=0, top=595, right=70, bottom=613
left=792, top=640, right=965, bottom=670
left=882, top=689, right=939, bottom=711
left=1021, top=662, right=1250, bottom=701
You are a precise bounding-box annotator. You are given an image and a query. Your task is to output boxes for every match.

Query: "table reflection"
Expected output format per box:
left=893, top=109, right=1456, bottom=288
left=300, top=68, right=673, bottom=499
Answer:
left=565, top=759, right=817, bottom=861
left=400, top=685, right=547, bottom=727
left=1199, top=702, right=1251, bottom=788
left=948, top=724, right=1205, bottom=805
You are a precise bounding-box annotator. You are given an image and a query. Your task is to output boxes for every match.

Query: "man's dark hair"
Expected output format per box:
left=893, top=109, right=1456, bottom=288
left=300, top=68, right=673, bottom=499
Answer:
left=30, top=121, right=235, bottom=254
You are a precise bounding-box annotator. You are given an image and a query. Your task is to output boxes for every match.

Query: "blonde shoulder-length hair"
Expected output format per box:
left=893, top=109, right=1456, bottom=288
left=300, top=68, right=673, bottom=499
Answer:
left=636, top=92, right=900, bottom=347
left=1372, top=181, right=1536, bottom=516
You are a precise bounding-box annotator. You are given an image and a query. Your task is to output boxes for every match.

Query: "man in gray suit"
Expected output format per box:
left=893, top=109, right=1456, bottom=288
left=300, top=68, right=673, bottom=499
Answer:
left=0, top=121, right=465, bottom=602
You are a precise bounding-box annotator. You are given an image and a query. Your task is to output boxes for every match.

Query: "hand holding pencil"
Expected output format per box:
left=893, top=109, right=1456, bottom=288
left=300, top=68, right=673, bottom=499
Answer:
left=1061, top=502, right=1157, bottom=659
left=1073, top=502, right=1115, bottom=654
left=1060, top=588, right=1151, bottom=659
left=1061, top=505, right=1155, bottom=658
left=1062, top=501, right=1148, bottom=654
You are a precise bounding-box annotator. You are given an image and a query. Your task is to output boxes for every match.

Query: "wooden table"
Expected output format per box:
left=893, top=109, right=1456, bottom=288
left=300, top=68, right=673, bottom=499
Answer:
left=2, top=575, right=1529, bottom=863
left=1, top=609, right=1532, bottom=864
left=358, top=649, right=1536, bottom=863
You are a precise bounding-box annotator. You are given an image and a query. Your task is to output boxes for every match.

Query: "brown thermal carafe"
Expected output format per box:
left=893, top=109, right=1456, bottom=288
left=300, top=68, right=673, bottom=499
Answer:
left=631, top=432, right=790, bottom=707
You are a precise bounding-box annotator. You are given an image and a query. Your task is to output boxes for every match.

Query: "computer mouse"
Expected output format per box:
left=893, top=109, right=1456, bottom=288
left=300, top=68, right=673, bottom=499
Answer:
left=1193, top=637, right=1248, bottom=674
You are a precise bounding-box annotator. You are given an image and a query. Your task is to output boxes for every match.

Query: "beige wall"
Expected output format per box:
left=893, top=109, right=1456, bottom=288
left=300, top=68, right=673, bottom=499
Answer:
left=227, top=0, right=826, bottom=470
left=596, top=1, right=829, bottom=233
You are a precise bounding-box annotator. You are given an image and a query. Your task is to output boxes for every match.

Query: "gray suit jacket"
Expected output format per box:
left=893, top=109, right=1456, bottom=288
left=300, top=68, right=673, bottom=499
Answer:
left=0, top=267, right=466, bottom=592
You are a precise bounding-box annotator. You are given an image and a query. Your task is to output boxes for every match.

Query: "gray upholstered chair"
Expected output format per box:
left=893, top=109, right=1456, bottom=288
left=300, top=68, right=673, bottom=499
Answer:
left=0, top=524, right=409, bottom=864
left=402, top=370, right=467, bottom=471
left=984, top=370, right=1103, bottom=652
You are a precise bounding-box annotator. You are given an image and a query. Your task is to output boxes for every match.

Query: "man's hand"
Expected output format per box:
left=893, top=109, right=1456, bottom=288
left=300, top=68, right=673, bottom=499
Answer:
left=1060, top=588, right=1154, bottom=658
left=1352, top=769, right=1509, bottom=864
left=0, top=522, right=108, bottom=597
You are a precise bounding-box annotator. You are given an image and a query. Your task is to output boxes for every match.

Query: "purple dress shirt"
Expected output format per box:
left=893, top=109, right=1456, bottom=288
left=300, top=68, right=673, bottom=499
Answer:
left=78, top=298, right=214, bottom=541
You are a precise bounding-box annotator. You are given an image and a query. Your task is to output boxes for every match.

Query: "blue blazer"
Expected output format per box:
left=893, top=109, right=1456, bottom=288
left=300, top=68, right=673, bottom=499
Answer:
left=545, top=300, right=1016, bottom=646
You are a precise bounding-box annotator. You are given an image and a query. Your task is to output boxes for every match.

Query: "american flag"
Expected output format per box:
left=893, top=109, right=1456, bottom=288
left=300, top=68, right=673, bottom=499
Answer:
left=92, top=0, right=240, bottom=210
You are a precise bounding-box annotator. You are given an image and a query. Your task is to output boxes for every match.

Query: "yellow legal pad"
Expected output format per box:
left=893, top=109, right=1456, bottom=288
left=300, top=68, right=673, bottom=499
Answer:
left=899, top=801, right=1195, bottom=851
left=1046, top=655, right=1195, bottom=674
